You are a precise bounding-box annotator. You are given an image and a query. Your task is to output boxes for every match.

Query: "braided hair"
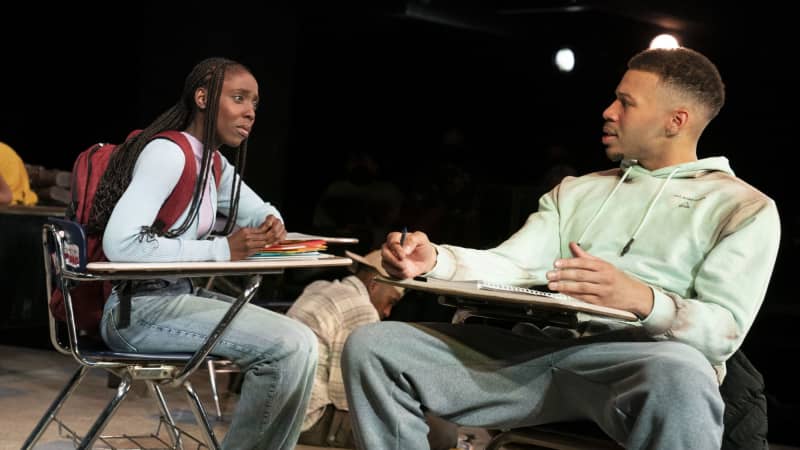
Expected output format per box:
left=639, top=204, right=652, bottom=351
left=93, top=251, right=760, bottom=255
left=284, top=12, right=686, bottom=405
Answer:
left=88, top=57, right=249, bottom=238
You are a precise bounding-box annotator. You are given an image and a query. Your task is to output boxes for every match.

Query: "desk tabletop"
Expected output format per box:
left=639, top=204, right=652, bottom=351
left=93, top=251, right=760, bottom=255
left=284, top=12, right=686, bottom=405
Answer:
left=377, top=276, right=637, bottom=321
left=87, top=255, right=352, bottom=276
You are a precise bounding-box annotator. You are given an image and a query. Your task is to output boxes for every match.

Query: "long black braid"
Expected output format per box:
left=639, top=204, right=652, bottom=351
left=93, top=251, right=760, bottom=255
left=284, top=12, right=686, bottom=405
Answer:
left=88, top=57, right=248, bottom=238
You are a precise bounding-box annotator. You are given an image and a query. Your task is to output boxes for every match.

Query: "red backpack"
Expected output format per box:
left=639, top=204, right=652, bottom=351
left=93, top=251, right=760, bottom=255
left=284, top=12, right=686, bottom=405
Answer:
left=50, top=130, right=222, bottom=335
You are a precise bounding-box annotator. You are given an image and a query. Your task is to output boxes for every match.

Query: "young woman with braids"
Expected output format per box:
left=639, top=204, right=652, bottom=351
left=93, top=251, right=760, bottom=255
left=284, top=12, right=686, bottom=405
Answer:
left=94, top=57, right=318, bottom=449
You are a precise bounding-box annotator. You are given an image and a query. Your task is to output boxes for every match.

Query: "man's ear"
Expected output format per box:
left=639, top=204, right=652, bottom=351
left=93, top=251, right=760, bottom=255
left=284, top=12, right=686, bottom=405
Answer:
left=195, top=88, right=207, bottom=110
left=366, top=275, right=378, bottom=291
left=666, top=109, right=688, bottom=137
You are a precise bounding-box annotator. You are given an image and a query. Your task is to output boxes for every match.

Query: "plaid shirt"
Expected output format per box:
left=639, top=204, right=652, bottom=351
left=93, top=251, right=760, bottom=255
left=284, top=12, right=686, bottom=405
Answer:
left=286, top=276, right=379, bottom=431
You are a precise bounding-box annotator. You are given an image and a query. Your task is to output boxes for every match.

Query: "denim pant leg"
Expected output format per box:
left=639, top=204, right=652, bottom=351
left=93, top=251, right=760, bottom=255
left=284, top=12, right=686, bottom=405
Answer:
left=552, top=338, right=724, bottom=450
left=342, top=321, right=723, bottom=450
left=100, top=280, right=318, bottom=450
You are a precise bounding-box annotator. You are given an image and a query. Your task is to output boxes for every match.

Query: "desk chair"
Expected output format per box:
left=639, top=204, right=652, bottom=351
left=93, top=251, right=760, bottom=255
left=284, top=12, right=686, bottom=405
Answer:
left=24, top=219, right=272, bottom=449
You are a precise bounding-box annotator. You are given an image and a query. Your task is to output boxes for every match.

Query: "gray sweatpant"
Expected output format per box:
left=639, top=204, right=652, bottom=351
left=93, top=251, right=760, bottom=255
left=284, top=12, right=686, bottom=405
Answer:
left=342, top=321, right=723, bottom=450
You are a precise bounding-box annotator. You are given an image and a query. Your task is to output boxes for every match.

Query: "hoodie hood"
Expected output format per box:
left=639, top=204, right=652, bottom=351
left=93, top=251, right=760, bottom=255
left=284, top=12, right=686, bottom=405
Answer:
left=622, top=156, right=734, bottom=179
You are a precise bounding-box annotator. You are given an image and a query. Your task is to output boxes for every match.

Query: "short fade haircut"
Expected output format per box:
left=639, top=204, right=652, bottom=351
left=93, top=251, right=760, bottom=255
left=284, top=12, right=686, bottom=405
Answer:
left=628, top=47, right=725, bottom=120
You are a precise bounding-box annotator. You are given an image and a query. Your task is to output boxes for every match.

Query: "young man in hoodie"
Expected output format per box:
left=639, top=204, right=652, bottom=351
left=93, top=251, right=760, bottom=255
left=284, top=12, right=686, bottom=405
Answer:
left=342, top=47, right=780, bottom=450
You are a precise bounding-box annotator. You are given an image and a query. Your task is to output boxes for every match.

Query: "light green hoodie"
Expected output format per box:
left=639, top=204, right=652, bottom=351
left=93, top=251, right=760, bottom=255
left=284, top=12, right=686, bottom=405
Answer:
left=429, top=156, right=780, bottom=381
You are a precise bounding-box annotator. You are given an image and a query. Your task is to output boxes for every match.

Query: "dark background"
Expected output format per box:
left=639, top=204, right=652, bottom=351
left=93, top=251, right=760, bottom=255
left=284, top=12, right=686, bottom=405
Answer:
left=2, top=1, right=797, bottom=444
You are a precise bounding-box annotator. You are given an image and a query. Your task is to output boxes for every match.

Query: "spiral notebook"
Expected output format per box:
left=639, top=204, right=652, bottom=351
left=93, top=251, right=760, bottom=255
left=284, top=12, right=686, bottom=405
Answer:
left=476, top=281, right=573, bottom=301
left=375, top=276, right=638, bottom=321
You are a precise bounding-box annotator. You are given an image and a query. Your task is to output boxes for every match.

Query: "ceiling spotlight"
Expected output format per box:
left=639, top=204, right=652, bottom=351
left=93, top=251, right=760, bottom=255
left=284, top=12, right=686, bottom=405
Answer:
left=554, top=48, right=575, bottom=72
left=650, top=34, right=680, bottom=49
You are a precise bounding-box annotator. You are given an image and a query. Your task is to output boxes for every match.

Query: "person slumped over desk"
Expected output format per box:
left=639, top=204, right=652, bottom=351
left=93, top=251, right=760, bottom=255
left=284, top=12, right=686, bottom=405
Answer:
left=287, top=250, right=459, bottom=449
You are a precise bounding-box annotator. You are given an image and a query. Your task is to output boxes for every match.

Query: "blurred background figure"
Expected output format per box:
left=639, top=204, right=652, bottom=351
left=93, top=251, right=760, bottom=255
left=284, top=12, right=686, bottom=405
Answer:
left=313, top=151, right=404, bottom=253
left=0, top=141, right=39, bottom=206
left=0, top=140, right=71, bottom=207
left=25, top=163, right=71, bottom=206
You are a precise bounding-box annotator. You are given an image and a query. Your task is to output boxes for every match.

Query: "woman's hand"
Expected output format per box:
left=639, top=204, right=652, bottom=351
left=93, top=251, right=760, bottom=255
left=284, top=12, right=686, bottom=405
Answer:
left=261, top=214, right=286, bottom=246
left=226, top=215, right=285, bottom=261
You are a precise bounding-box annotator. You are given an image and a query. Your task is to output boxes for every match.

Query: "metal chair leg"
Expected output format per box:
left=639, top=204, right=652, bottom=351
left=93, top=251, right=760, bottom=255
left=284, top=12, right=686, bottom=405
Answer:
left=22, top=365, right=89, bottom=450
left=147, top=380, right=184, bottom=448
left=183, top=380, right=221, bottom=449
left=207, top=360, right=223, bottom=420
left=77, top=372, right=134, bottom=449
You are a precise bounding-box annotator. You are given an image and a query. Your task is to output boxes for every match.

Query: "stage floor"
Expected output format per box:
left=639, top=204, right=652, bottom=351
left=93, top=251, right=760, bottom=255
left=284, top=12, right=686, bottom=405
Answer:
left=0, top=344, right=492, bottom=449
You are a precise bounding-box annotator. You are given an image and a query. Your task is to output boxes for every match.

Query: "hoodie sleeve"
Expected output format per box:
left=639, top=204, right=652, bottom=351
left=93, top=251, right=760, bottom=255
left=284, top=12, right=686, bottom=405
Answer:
left=641, top=197, right=780, bottom=365
left=428, top=186, right=563, bottom=284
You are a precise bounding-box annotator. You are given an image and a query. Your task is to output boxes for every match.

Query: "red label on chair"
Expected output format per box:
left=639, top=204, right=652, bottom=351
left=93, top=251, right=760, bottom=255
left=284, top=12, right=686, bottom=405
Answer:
left=65, top=242, right=80, bottom=268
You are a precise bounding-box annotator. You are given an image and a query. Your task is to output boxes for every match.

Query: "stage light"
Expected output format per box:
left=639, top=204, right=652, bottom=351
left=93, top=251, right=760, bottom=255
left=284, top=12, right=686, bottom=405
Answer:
left=555, top=48, right=575, bottom=72
left=650, top=34, right=680, bottom=49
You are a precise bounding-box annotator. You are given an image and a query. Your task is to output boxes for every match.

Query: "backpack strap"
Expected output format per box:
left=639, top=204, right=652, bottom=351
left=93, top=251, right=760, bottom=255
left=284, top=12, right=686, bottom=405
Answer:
left=117, top=280, right=132, bottom=328
left=150, top=130, right=223, bottom=233
left=119, top=131, right=222, bottom=330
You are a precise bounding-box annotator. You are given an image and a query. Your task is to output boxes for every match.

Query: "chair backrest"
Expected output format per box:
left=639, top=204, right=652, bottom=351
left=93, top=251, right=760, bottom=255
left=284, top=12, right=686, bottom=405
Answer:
left=48, top=217, right=90, bottom=272
left=42, top=219, right=73, bottom=356
left=41, top=218, right=105, bottom=360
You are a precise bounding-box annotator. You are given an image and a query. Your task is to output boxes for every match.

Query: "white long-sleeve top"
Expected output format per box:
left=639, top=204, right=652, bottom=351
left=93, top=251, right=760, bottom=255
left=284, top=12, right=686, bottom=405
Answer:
left=103, top=134, right=282, bottom=262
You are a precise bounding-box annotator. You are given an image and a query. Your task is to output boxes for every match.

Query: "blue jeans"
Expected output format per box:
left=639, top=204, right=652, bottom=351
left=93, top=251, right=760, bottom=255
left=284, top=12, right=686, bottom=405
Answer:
left=342, top=322, right=724, bottom=450
left=100, top=278, right=317, bottom=450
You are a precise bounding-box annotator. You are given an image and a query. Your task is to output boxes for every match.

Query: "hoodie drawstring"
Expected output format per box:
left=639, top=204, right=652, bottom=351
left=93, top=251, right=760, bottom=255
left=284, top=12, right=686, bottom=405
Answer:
left=576, top=166, right=633, bottom=245
left=576, top=165, right=681, bottom=257
left=620, top=166, right=680, bottom=256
